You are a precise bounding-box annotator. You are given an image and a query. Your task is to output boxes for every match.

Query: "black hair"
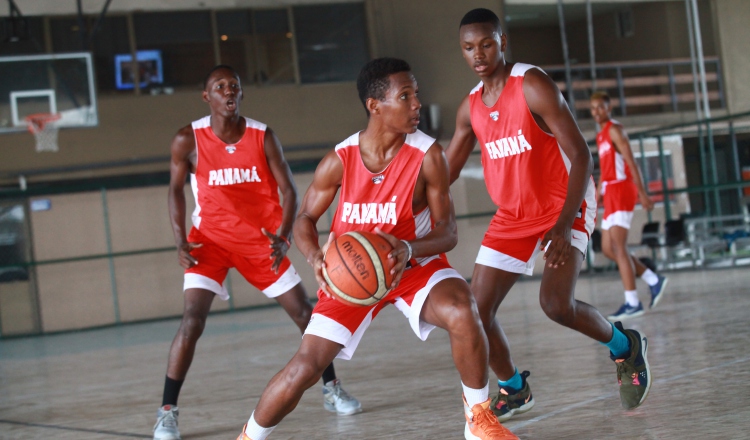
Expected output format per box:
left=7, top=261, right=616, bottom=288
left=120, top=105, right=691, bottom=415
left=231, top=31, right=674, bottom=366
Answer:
left=203, top=65, right=238, bottom=90
left=459, top=8, right=502, bottom=33
left=356, top=57, right=411, bottom=116
left=590, top=90, right=611, bottom=105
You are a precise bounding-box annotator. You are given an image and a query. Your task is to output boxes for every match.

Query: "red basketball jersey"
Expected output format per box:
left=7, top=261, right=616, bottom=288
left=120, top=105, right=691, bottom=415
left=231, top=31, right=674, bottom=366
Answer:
left=469, top=63, right=596, bottom=238
left=190, top=116, right=282, bottom=258
left=596, top=120, right=633, bottom=184
left=330, top=130, right=440, bottom=267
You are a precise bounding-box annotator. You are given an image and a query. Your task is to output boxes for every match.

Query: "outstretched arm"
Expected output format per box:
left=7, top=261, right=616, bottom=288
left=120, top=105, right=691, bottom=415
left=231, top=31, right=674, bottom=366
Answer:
left=609, top=124, right=654, bottom=211
left=524, top=68, right=592, bottom=268
left=293, top=150, right=343, bottom=296
left=262, top=127, right=299, bottom=273
left=444, top=95, right=477, bottom=185
left=168, top=125, right=202, bottom=269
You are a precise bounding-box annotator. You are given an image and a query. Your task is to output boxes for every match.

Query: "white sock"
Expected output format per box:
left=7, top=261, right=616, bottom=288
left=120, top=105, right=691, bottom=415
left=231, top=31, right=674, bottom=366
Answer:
left=244, top=412, right=276, bottom=440
left=462, top=381, right=489, bottom=407
left=624, top=290, right=640, bottom=307
left=641, top=269, right=659, bottom=286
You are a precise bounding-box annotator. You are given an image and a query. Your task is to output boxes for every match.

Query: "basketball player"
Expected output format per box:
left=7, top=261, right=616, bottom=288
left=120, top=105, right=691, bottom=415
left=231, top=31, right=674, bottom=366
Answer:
left=445, top=8, right=652, bottom=416
left=590, top=91, right=668, bottom=321
left=237, top=58, right=517, bottom=440
left=153, top=65, right=360, bottom=440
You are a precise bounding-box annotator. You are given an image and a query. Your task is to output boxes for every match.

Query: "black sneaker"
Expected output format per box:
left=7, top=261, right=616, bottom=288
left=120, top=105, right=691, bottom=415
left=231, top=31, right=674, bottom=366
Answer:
left=490, top=370, right=535, bottom=422
left=610, top=322, right=651, bottom=409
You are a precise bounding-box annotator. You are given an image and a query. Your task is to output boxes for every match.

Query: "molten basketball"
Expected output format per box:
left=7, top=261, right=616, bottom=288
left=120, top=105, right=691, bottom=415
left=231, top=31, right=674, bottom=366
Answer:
left=322, top=231, right=394, bottom=307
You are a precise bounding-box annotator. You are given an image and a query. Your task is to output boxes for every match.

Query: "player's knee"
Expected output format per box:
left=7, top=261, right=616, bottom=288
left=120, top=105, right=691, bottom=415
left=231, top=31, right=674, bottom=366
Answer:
left=292, top=306, right=312, bottom=331
left=179, top=314, right=207, bottom=340
left=283, top=356, right=325, bottom=389
left=540, top=297, right=574, bottom=326
left=441, top=293, right=482, bottom=334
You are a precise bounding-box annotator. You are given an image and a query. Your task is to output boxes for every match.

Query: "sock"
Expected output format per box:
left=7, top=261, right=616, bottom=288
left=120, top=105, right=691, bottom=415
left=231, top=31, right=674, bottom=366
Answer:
left=321, top=362, right=336, bottom=384
left=603, top=322, right=631, bottom=358
left=462, top=381, right=489, bottom=407
left=162, top=376, right=184, bottom=407
left=497, top=368, right=522, bottom=391
left=244, top=412, right=276, bottom=440
left=624, top=290, right=640, bottom=307
left=641, top=269, right=659, bottom=286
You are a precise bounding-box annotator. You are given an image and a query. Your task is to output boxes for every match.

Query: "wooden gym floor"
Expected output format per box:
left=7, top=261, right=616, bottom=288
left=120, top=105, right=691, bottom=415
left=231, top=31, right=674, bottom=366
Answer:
left=1, top=266, right=749, bottom=439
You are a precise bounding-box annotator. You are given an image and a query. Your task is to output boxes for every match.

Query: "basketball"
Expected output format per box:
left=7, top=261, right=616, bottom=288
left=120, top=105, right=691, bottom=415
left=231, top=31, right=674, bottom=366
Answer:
left=322, top=231, right=394, bottom=306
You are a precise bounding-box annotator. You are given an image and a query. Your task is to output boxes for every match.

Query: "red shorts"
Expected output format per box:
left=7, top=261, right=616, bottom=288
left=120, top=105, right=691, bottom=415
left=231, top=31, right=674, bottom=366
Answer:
left=304, top=257, right=463, bottom=360
left=184, top=227, right=301, bottom=300
left=601, top=180, right=638, bottom=230
left=477, top=213, right=594, bottom=276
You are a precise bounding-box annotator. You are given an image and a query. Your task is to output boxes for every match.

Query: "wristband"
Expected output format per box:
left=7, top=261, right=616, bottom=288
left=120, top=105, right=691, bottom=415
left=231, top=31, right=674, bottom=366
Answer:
left=279, top=235, right=291, bottom=246
left=400, top=239, right=413, bottom=262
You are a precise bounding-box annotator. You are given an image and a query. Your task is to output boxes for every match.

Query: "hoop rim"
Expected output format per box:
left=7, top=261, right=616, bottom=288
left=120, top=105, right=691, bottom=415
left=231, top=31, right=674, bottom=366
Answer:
left=25, top=112, right=61, bottom=133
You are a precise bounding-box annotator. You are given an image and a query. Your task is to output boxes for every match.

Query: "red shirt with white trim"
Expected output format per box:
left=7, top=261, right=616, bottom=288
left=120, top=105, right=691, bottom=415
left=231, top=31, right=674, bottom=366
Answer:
left=596, top=119, right=633, bottom=184
left=190, top=116, right=282, bottom=258
left=468, top=63, right=596, bottom=238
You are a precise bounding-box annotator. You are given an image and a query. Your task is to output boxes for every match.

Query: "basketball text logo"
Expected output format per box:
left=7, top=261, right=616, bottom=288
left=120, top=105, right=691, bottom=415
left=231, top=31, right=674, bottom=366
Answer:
left=483, top=129, right=533, bottom=160
left=598, top=141, right=612, bottom=156
left=225, top=145, right=237, bottom=154
left=489, top=111, right=499, bottom=121
left=208, top=167, right=261, bottom=185
left=340, top=241, right=370, bottom=280
left=372, top=174, right=384, bottom=184
left=340, top=196, right=397, bottom=225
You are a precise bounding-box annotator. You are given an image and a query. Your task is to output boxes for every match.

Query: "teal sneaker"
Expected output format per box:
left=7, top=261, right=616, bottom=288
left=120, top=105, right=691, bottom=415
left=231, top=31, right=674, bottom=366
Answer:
left=490, top=371, right=535, bottom=422
left=610, top=322, right=651, bottom=409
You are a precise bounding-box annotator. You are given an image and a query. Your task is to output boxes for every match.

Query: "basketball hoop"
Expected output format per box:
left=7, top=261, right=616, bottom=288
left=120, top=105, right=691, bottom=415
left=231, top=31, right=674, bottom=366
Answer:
left=25, top=113, right=61, bottom=152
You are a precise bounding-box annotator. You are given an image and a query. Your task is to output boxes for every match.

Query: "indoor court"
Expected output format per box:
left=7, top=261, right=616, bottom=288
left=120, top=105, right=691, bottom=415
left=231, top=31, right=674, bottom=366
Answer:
left=1, top=0, right=750, bottom=439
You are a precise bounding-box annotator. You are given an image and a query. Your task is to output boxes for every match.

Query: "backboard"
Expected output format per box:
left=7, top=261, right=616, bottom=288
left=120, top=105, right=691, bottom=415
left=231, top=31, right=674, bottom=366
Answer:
left=0, top=52, right=98, bottom=133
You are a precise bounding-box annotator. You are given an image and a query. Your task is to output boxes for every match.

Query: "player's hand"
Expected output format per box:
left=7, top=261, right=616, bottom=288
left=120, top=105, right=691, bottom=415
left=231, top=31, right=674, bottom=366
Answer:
left=541, top=222, right=572, bottom=269
left=309, top=232, right=336, bottom=299
left=374, top=227, right=408, bottom=290
left=177, top=241, right=202, bottom=269
left=639, top=192, right=654, bottom=211
left=261, top=227, right=290, bottom=274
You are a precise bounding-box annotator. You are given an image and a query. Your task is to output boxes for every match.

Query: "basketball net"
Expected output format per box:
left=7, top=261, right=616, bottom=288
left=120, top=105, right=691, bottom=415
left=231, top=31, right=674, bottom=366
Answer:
left=25, top=113, right=61, bottom=152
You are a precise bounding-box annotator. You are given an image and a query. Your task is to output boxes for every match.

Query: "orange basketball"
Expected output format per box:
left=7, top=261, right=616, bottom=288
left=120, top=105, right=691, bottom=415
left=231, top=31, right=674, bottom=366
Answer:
left=322, top=231, right=394, bottom=307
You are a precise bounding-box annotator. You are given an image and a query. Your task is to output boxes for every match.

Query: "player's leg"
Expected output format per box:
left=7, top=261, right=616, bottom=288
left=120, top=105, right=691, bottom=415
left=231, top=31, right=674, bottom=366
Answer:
left=539, top=245, right=651, bottom=410
left=153, top=288, right=215, bottom=440
left=238, top=255, right=361, bottom=416
left=630, top=255, right=669, bottom=309
left=605, top=225, right=645, bottom=322
left=238, top=335, right=344, bottom=440
left=420, top=275, right=518, bottom=440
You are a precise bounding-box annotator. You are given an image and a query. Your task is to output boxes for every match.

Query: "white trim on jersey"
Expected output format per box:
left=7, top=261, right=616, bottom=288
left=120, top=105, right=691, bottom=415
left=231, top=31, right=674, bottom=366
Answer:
left=261, top=265, right=302, bottom=298
left=404, top=130, right=435, bottom=153
left=470, top=81, right=483, bottom=95
left=184, top=272, right=228, bottom=300
left=335, top=132, right=360, bottom=152
left=413, top=207, right=439, bottom=267
left=393, top=267, right=462, bottom=341
left=583, top=176, right=597, bottom=235
left=511, top=62, right=542, bottom=77
left=243, top=116, right=267, bottom=132
left=615, top=153, right=627, bottom=181
left=192, top=115, right=211, bottom=130
left=305, top=309, right=375, bottom=361
left=190, top=174, right=202, bottom=229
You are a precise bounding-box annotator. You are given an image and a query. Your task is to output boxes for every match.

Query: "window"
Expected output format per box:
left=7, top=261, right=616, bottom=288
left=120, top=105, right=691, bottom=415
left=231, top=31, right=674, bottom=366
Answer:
left=293, top=3, right=368, bottom=83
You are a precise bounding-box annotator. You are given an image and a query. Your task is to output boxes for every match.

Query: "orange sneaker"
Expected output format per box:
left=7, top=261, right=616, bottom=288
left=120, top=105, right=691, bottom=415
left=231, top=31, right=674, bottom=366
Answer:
left=463, top=396, right=519, bottom=440
left=236, top=424, right=253, bottom=440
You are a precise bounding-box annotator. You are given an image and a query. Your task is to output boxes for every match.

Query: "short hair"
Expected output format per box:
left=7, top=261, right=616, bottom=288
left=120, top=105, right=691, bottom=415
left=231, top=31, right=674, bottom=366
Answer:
left=356, top=57, right=411, bottom=116
left=590, top=90, right=611, bottom=105
left=460, top=8, right=502, bottom=33
left=203, top=65, right=238, bottom=90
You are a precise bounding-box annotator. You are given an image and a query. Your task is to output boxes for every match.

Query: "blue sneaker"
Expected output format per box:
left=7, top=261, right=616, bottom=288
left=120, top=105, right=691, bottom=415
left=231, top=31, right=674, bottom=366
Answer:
left=649, top=276, right=668, bottom=309
left=607, top=302, right=644, bottom=322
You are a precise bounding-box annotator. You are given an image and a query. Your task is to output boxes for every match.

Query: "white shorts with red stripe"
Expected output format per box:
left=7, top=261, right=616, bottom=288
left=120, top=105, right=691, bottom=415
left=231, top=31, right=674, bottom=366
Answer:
left=304, top=258, right=462, bottom=360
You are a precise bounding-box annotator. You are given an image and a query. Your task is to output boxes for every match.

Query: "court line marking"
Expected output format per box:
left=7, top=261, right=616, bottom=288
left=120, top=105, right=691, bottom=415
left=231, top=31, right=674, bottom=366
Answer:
left=0, top=419, right=151, bottom=438
left=510, top=355, right=750, bottom=431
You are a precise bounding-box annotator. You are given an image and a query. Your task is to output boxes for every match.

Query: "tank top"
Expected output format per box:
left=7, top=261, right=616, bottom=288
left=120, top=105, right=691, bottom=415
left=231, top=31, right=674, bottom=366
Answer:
left=190, top=115, right=282, bottom=258
left=468, top=63, right=596, bottom=238
left=596, top=119, right=634, bottom=184
left=330, top=130, right=439, bottom=268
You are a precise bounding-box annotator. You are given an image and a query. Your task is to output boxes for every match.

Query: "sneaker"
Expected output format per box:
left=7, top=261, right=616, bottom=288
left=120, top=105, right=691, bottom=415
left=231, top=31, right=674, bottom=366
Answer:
left=649, top=275, right=668, bottom=308
left=463, top=396, right=519, bottom=440
left=607, top=302, right=644, bottom=322
left=322, top=379, right=362, bottom=415
left=490, top=370, right=535, bottom=422
left=610, top=321, right=651, bottom=410
left=236, top=424, right=252, bottom=440
left=153, top=405, right=181, bottom=440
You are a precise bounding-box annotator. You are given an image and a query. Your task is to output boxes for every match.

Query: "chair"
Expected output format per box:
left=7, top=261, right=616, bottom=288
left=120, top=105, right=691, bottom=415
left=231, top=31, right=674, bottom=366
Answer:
left=663, top=218, right=695, bottom=268
left=640, top=222, right=662, bottom=248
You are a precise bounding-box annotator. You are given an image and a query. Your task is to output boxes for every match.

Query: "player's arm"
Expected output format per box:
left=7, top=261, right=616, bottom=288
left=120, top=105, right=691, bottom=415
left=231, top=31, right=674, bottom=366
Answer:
left=376, top=143, right=458, bottom=289
left=293, top=150, right=343, bottom=296
left=609, top=124, right=654, bottom=211
left=444, top=95, right=477, bottom=185
left=524, top=69, right=593, bottom=268
left=262, top=127, right=299, bottom=273
left=168, top=125, right=201, bottom=269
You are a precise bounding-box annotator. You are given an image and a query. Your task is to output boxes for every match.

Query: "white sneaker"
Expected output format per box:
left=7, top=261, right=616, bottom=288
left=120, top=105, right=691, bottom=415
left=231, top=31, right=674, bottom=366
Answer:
left=153, top=405, right=181, bottom=440
left=322, top=379, right=362, bottom=415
